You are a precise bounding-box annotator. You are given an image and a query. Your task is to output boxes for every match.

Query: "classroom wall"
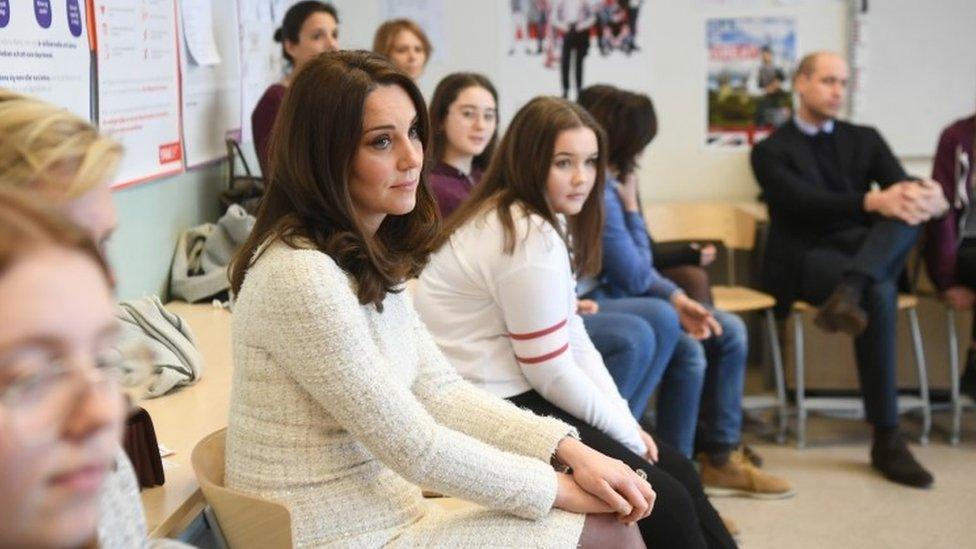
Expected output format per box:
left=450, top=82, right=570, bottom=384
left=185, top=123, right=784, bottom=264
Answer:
left=109, top=164, right=223, bottom=300
left=106, top=0, right=943, bottom=299
left=335, top=0, right=851, bottom=203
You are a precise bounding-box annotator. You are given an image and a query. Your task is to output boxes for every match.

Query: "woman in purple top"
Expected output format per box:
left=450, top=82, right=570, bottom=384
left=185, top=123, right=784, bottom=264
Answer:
left=251, top=1, right=340, bottom=175
left=925, top=112, right=976, bottom=397
left=427, top=73, right=499, bottom=218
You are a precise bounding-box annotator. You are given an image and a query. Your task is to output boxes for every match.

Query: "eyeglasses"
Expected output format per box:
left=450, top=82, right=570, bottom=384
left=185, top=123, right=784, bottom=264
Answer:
left=0, top=343, right=153, bottom=424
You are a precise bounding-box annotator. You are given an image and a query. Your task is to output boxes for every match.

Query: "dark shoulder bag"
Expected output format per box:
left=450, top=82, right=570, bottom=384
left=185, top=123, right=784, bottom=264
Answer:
left=220, top=139, right=265, bottom=216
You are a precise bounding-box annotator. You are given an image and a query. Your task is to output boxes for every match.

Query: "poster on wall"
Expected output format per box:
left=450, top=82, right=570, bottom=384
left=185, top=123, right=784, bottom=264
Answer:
left=238, top=0, right=296, bottom=149
left=0, top=0, right=92, bottom=120
left=179, top=0, right=242, bottom=167
left=93, top=0, right=184, bottom=188
left=498, top=0, right=652, bottom=123
left=705, top=17, right=796, bottom=149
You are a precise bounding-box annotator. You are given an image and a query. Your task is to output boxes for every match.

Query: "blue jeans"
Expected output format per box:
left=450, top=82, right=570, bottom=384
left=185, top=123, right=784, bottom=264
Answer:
left=697, top=310, right=747, bottom=455
left=582, top=311, right=659, bottom=418
left=590, top=292, right=748, bottom=458
left=591, top=296, right=703, bottom=457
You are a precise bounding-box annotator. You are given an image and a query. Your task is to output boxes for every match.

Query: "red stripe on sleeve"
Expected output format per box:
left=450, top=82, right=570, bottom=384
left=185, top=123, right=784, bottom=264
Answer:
left=508, top=318, right=568, bottom=340
left=515, top=343, right=570, bottom=365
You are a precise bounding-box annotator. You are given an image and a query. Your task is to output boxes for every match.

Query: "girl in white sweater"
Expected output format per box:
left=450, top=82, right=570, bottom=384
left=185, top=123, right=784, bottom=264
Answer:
left=226, top=51, right=651, bottom=548
left=415, top=96, right=736, bottom=548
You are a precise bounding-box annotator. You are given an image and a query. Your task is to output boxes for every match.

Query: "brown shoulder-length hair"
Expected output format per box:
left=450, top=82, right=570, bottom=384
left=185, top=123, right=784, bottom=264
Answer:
left=372, top=18, right=432, bottom=61
left=0, top=187, right=112, bottom=285
left=428, top=72, right=499, bottom=172
left=578, top=84, right=657, bottom=178
left=433, top=96, right=607, bottom=278
left=229, top=50, right=439, bottom=309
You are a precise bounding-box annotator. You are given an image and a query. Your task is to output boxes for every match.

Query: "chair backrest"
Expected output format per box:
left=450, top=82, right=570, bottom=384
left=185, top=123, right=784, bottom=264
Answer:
left=643, top=202, right=764, bottom=251
left=191, top=429, right=293, bottom=549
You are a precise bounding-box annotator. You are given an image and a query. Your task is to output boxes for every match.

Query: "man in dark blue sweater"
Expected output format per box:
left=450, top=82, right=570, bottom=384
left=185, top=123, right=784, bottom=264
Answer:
left=751, top=51, right=947, bottom=488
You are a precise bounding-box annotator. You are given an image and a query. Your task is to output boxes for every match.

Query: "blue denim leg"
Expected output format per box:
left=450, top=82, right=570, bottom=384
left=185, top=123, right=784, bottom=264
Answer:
left=656, top=333, right=707, bottom=457
left=581, top=311, right=656, bottom=416
left=698, top=310, right=747, bottom=452
left=590, top=295, right=684, bottom=418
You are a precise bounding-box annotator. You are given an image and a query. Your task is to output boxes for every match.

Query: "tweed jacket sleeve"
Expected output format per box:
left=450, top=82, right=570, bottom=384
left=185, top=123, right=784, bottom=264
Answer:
left=408, top=302, right=580, bottom=462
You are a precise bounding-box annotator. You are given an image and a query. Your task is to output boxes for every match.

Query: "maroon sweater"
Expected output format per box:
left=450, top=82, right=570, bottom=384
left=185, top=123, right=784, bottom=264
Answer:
left=925, top=114, right=976, bottom=290
left=251, top=84, right=287, bottom=176
left=429, top=162, right=483, bottom=218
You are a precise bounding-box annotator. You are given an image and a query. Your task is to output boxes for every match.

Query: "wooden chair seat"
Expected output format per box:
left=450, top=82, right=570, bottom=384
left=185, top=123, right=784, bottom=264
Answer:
left=789, top=294, right=931, bottom=447
left=712, top=285, right=776, bottom=313
left=793, top=293, right=918, bottom=312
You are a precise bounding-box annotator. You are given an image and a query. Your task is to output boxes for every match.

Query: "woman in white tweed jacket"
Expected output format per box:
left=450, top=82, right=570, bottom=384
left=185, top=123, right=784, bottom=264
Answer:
left=225, top=51, right=652, bottom=548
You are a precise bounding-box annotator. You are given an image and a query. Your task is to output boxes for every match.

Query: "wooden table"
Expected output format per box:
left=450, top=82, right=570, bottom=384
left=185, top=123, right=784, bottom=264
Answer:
left=140, top=302, right=233, bottom=538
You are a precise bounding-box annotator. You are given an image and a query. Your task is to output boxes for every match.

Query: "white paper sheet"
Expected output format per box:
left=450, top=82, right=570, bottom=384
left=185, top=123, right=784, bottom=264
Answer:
left=181, top=0, right=221, bottom=66
left=238, top=0, right=295, bottom=150
left=0, top=0, right=92, bottom=120
left=93, top=0, right=184, bottom=188
left=180, top=0, right=242, bottom=167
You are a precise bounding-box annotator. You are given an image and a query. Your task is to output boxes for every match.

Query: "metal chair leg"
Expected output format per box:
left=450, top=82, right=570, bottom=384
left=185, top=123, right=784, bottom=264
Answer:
left=794, top=311, right=806, bottom=449
left=947, top=308, right=962, bottom=445
left=907, top=307, right=930, bottom=445
left=765, top=309, right=788, bottom=444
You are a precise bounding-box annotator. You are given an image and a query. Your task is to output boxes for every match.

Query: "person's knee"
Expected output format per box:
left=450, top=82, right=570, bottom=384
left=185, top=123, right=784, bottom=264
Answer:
left=580, top=515, right=645, bottom=549
left=716, top=312, right=747, bottom=353
left=671, top=336, right=707, bottom=376
left=864, top=280, right=898, bottom=315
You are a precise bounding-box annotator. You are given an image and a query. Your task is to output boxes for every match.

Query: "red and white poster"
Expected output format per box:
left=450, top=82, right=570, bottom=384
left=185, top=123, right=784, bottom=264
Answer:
left=93, top=0, right=184, bottom=188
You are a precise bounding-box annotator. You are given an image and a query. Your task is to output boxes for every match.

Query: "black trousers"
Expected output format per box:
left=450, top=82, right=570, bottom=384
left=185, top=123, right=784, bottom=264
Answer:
left=509, top=390, right=736, bottom=549
left=955, top=238, right=976, bottom=340
left=797, top=219, right=920, bottom=427
left=560, top=28, right=589, bottom=97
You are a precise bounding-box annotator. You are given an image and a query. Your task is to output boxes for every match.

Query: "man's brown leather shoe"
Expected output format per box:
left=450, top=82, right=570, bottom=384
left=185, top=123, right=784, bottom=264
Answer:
left=814, top=284, right=868, bottom=336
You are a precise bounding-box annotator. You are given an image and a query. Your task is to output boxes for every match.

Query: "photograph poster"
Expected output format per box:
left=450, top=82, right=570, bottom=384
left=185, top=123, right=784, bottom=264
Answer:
left=705, top=16, right=796, bottom=149
left=499, top=0, right=651, bottom=124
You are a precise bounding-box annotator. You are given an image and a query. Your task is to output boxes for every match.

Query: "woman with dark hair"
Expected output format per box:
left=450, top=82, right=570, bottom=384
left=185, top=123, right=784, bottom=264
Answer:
left=227, top=51, right=649, bottom=548
left=372, top=18, right=432, bottom=81
left=577, top=84, right=794, bottom=500
left=415, top=96, right=736, bottom=548
left=427, top=72, right=499, bottom=218
left=251, top=1, right=339, bottom=174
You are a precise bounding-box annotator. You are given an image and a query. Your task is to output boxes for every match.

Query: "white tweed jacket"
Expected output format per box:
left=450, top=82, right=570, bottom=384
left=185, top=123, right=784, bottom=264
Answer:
left=225, top=242, right=586, bottom=547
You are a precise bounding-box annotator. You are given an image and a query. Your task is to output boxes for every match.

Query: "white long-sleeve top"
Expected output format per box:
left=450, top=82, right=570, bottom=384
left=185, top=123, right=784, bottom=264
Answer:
left=415, top=204, right=647, bottom=455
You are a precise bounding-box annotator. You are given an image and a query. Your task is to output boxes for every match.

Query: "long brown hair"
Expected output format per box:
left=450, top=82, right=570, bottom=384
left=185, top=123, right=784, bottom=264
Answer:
left=433, top=96, right=606, bottom=277
left=578, top=84, right=657, bottom=178
left=229, top=50, right=439, bottom=309
left=428, top=73, right=499, bottom=171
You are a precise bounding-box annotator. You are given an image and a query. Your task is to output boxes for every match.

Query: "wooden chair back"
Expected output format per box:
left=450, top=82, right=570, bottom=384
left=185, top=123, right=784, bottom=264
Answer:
left=643, top=202, right=764, bottom=251
left=191, top=429, right=293, bottom=549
